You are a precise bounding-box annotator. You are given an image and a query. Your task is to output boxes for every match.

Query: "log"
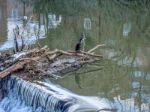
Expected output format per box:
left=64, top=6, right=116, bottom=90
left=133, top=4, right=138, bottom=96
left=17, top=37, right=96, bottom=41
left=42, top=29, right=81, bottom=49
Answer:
left=47, top=49, right=85, bottom=57
left=0, top=60, right=31, bottom=78
left=0, top=54, right=47, bottom=79
left=0, top=47, right=51, bottom=79
left=12, top=46, right=48, bottom=62
left=81, top=51, right=103, bottom=58
left=68, top=51, right=103, bottom=58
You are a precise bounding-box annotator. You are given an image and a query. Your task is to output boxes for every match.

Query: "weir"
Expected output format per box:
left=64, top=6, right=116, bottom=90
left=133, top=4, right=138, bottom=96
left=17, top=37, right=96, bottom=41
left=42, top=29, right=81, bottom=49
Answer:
left=0, top=76, right=112, bottom=112
left=0, top=76, right=76, bottom=112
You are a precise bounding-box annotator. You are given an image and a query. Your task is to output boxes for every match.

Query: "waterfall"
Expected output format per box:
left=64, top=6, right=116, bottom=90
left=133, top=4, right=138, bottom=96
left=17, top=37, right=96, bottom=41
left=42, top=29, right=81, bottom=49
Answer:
left=37, top=80, right=113, bottom=112
left=0, top=76, right=113, bottom=112
left=0, top=76, right=75, bottom=112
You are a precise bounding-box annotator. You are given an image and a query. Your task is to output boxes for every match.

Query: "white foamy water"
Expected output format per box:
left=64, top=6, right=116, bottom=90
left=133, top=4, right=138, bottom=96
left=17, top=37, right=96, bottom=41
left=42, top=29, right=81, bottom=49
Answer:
left=0, top=74, right=149, bottom=112
left=38, top=80, right=150, bottom=112
left=0, top=88, right=43, bottom=112
left=0, top=75, right=113, bottom=112
left=37, top=80, right=113, bottom=112
left=0, top=76, right=149, bottom=112
left=0, top=76, right=75, bottom=112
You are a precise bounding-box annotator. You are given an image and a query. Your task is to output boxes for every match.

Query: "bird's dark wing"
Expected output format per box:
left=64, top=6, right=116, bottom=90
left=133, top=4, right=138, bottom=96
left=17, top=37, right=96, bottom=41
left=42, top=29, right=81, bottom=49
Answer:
left=75, top=43, right=81, bottom=52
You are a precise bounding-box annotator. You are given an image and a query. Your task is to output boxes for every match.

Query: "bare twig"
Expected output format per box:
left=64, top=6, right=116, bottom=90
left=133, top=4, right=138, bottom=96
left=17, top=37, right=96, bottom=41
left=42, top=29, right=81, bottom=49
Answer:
left=88, top=44, right=105, bottom=53
left=68, top=50, right=103, bottom=58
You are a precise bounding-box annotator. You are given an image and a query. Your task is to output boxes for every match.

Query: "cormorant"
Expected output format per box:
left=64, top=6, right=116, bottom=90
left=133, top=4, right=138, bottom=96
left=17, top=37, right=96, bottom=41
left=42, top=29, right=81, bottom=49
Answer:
left=75, top=37, right=85, bottom=52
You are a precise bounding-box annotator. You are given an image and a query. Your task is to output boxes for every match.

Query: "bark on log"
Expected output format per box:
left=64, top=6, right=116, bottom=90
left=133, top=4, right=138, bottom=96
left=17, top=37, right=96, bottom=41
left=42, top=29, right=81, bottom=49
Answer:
left=0, top=55, right=46, bottom=79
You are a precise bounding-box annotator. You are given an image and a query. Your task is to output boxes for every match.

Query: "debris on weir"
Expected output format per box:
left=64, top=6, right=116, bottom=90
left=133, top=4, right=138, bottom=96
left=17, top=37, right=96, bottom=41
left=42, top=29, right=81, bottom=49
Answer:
left=0, top=44, right=105, bottom=80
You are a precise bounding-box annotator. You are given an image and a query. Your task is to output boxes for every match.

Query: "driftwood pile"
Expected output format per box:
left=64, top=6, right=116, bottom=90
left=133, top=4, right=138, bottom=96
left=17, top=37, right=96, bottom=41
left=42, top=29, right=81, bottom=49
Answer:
left=0, top=45, right=104, bottom=80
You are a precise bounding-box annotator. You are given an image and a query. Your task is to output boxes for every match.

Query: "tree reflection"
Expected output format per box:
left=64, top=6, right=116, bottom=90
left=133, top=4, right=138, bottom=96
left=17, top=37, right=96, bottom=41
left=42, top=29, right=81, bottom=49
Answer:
left=0, top=0, right=7, bottom=43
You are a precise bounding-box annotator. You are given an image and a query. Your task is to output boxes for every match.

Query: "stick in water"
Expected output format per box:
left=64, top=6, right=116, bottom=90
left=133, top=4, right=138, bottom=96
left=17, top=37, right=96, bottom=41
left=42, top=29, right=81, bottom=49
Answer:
left=88, top=44, right=105, bottom=53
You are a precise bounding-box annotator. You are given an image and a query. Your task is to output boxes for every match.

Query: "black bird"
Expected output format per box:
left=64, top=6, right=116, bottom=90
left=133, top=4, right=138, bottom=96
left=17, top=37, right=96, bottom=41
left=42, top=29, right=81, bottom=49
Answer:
left=75, top=37, right=84, bottom=52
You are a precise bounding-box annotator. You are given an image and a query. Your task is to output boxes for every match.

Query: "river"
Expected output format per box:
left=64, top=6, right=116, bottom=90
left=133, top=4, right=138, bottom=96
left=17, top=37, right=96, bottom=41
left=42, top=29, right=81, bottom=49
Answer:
left=0, top=0, right=150, bottom=112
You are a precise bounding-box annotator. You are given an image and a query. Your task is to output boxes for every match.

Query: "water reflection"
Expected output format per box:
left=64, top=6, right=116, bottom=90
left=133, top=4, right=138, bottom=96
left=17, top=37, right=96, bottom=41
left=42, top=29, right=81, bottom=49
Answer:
left=0, top=0, right=7, bottom=43
left=0, top=0, right=150, bottom=112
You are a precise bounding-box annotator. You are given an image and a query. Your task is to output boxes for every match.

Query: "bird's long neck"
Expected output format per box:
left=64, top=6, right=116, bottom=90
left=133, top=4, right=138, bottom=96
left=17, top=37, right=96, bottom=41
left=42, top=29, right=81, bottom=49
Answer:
left=79, top=38, right=83, bottom=43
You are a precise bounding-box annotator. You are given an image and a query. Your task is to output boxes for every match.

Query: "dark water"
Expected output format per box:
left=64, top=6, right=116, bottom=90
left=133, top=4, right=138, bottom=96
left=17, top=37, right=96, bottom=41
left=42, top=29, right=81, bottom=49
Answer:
left=0, top=0, right=150, bottom=112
